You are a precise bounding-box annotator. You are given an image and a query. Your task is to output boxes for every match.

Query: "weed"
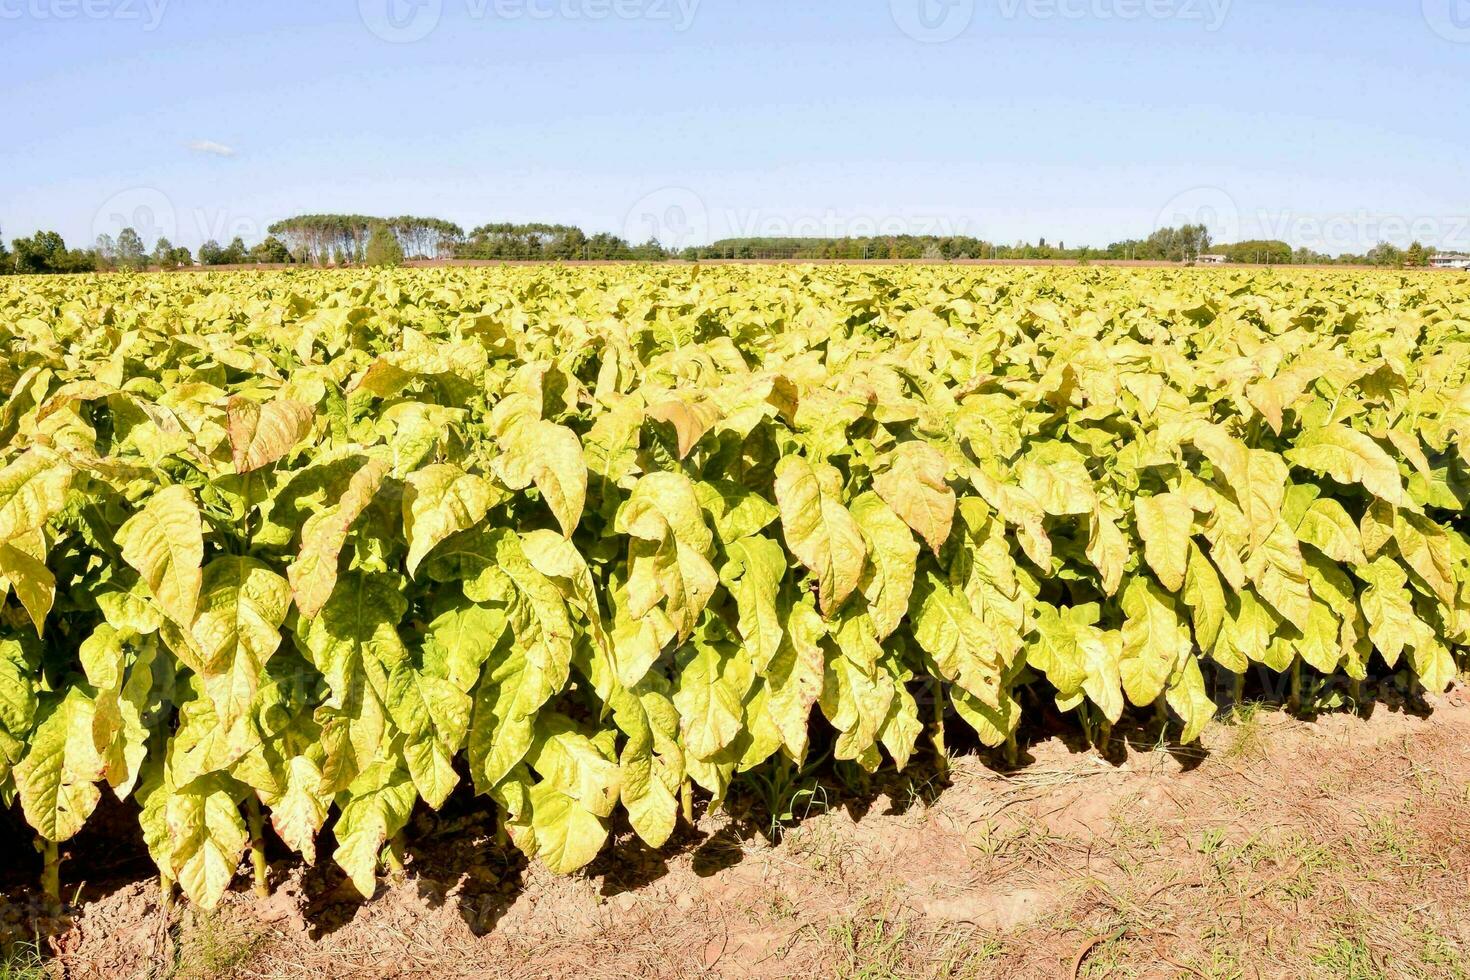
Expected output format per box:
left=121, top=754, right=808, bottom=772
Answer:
left=0, top=942, right=46, bottom=980
left=1311, top=935, right=1384, bottom=980
left=171, top=910, right=262, bottom=980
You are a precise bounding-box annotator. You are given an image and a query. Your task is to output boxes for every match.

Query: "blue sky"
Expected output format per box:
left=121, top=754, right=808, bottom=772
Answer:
left=2, top=0, right=1467, bottom=254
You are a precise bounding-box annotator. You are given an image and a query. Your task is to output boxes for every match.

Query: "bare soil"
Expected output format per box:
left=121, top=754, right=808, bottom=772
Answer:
left=8, top=687, right=1470, bottom=980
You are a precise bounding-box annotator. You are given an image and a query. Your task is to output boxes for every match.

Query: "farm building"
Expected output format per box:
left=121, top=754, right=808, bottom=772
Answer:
left=1430, top=253, right=1470, bottom=270
left=1195, top=253, right=1228, bottom=265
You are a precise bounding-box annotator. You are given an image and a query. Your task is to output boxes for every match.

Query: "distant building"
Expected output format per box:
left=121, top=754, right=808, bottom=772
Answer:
left=1430, top=253, right=1470, bottom=270
left=1196, top=254, right=1228, bottom=265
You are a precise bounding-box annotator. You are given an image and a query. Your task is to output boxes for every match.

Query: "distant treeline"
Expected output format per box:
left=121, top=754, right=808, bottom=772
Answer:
left=0, top=213, right=1448, bottom=275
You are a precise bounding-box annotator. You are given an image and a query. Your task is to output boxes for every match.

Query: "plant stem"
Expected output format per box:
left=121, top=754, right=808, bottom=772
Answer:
left=1154, top=694, right=1169, bottom=740
left=1349, top=676, right=1362, bottom=712
left=385, top=832, right=406, bottom=878
left=160, top=875, right=175, bottom=914
left=1097, top=719, right=1112, bottom=756
left=1288, top=657, right=1302, bottom=713
left=931, top=685, right=948, bottom=779
left=246, top=796, right=270, bottom=897
left=40, top=839, right=59, bottom=915
left=1231, top=671, right=1245, bottom=708
left=680, top=779, right=694, bottom=826
left=1003, top=731, right=1018, bottom=768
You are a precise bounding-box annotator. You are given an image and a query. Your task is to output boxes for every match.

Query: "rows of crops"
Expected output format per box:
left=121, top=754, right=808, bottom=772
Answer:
left=1, top=265, right=1467, bottom=911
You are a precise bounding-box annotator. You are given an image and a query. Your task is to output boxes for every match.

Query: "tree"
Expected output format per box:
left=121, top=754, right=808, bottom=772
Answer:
left=13, top=231, right=68, bottom=273
left=218, top=237, right=247, bottom=265
left=1405, top=242, right=1429, bottom=267
left=0, top=229, right=9, bottom=274
left=1366, top=242, right=1405, bottom=268
left=249, top=236, right=292, bottom=264
left=198, top=240, right=226, bottom=265
left=364, top=223, right=405, bottom=266
left=116, top=227, right=147, bottom=270
left=152, top=237, right=177, bottom=269
left=169, top=245, right=194, bottom=268
left=95, top=233, right=117, bottom=269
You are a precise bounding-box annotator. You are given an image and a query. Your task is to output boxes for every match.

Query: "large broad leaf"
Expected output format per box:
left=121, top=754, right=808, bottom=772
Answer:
left=289, top=457, right=389, bottom=618
left=0, top=450, right=71, bottom=543
left=497, top=419, right=587, bottom=538
left=1287, top=424, right=1406, bottom=505
left=116, top=484, right=204, bottom=626
left=403, top=463, right=498, bottom=575
left=850, top=492, right=919, bottom=642
left=872, top=441, right=955, bottom=554
left=1134, top=491, right=1193, bottom=593
left=719, top=535, right=788, bottom=672
left=334, top=762, right=417, bottom=898
left=227, top=396, right=314, bottom=473
left=192, top=556, right=292, bottom=729
left=910, top=573, right=1004, bottom=709
left=774, top=456, right=867, bottom=615
left=14, top=688, right=105, bottom=842
left=0, top=534, right=55, bottom=635
left=1118, top=576, right=1192, bottom=707
left=167, top=775, right=249, bottom=909
left=617, top=471, right=718, bottom=639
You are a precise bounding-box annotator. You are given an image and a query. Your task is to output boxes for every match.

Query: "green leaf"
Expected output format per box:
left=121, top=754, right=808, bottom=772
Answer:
left=14, top=688, right=104, bottom=842
left=167, top=775, right=249, bottom=909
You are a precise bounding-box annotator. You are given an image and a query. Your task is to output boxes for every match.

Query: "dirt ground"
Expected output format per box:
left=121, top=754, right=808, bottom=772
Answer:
left=7, top=686, right=1470, bottom=980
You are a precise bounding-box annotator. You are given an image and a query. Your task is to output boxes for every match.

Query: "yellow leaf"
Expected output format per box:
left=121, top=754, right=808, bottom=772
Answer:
left=227, top=397, right=314, bottom=473
left=774, top=456, right=867, bottom=616
left=116, top=485, right=204, bottom=626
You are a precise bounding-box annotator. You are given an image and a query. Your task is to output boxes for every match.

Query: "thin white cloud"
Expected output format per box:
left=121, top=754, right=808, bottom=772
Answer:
left=187, top=139, right=237, bottom=158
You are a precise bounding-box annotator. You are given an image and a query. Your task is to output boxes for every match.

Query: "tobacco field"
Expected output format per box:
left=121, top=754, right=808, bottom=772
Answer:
left=1, top=264, right=1468, bottom=914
